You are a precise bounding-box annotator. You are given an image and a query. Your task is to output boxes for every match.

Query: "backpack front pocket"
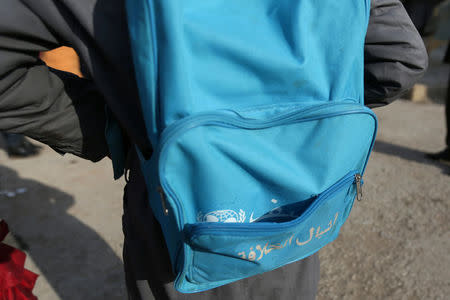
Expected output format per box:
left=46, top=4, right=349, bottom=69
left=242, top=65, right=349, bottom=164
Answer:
left=147, top=101, right=377, bottom=292
left=184, top=170, right=360, bottom=285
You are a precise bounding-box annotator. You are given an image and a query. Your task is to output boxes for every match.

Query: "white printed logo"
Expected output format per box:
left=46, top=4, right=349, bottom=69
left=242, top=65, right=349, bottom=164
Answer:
left=198, top=198, right=283, bottom=224
left=197, top=209, right=246, bottom=223
left=237, top=212, right=340, bottom=261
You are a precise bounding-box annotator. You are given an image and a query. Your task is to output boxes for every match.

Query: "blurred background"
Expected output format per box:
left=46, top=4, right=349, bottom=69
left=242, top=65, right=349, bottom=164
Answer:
left=1, top=1, right=449, bottom=299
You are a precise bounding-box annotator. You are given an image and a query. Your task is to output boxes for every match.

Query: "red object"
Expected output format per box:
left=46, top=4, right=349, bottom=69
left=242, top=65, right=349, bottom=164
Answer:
left=0, top=221, right=38, bottom=300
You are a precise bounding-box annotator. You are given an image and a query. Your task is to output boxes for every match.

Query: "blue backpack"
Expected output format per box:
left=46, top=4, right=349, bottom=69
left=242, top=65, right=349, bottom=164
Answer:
left=125, top=0, right=376, bottom=293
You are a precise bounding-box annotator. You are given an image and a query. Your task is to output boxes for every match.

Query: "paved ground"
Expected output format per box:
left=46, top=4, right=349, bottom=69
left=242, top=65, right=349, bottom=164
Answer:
left=318, top=100, right=450, bottom=300
left=412, top=43, right=449, bottom=104
left=0, top=147, right=126, bottom=299
left=0, top=99, right=449, bottom=300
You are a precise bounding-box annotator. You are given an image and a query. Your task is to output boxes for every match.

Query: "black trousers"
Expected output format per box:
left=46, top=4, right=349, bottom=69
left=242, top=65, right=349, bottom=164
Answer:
left=122, top=149, right=320, bottom=300
left=446, top=44, right=450, bottom=147
left=446, top=73, right=450, bottom=147
left=402, top=0, right=443, bottom=35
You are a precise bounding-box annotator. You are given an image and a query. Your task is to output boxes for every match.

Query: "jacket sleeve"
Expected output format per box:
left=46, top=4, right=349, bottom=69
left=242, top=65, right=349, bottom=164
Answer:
left=364, top=0, right=429, bottom=107
left=0, top=0, right=108, bottom=161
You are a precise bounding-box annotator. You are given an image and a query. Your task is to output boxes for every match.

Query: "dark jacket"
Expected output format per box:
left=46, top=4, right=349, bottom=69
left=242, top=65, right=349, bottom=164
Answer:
left=0, top=0, right=428, bottom=163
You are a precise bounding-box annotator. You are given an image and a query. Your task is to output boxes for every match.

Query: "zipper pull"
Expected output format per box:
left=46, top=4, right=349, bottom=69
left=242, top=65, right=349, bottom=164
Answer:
left=157, top=186, right=169, bottom=216
left=354, top=174, right=363, bottom=201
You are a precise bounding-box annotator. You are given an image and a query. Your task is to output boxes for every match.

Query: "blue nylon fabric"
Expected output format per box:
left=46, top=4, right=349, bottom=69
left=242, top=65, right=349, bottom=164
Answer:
left=162, top=105, right=375, bottom=225
left=186, top=180, right=355, bottom=286
left=127, top=0, right=371, bottom=141
left=126, top=0, right=375, bottom=293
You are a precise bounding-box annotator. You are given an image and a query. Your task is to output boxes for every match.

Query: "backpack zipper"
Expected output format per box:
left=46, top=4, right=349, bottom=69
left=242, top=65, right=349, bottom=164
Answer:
left=157, top=186, right=169, bottom=216
left=186, top=171, right=361, bottom=238
left=355, top=173, right=363, bottom=201
left=157, top=103, right=377, bottom=228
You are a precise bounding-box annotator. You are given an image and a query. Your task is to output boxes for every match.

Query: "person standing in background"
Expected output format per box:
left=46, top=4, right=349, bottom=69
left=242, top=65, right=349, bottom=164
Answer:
left=1, top=132, right=40, bottom=158
left=402, top=0, right=444, bottom=35
left=425, top=0, right=450, bottom=164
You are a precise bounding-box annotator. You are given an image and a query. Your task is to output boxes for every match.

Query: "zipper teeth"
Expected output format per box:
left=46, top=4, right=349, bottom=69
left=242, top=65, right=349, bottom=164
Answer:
left=159, top=102, right=353, bottom=148
left=187, top=171, right=357, bottom=238
left=159, top=105, right=377, bottom=229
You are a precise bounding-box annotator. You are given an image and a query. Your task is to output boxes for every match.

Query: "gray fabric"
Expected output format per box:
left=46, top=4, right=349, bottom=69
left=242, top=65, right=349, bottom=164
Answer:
left=364, top=0, right=428, bottom=107
left=0, top=0, right=151, bottom=160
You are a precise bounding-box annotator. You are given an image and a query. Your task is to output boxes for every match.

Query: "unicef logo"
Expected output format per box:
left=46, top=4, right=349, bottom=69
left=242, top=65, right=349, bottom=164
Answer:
left=197, top=209, right=246, bottom=223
